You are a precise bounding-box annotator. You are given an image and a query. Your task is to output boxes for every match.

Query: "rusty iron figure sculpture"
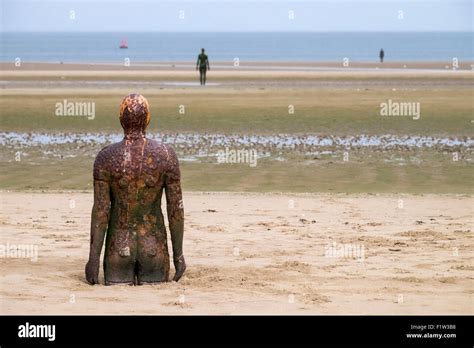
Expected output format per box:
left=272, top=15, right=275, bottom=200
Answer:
left=85, top=94, right=186, bottom=285
left=196, top=48, right=210, bottom=85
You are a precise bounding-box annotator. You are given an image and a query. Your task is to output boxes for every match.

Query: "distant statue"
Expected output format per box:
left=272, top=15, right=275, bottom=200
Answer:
left=379, top=49, right=385, bottom=63
left=85, top=93, right=186, bottom=285
left=196, top=48, right=210, bottom=85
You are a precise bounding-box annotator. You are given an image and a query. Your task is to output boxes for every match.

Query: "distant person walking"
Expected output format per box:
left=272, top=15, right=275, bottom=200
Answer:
left=196, top=48, right=210, bottom=85
left=379, top=49, right=385, bottom=63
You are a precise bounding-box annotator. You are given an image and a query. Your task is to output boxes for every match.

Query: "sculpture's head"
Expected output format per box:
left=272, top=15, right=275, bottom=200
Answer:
left=119, top=93, right=151, bottom=136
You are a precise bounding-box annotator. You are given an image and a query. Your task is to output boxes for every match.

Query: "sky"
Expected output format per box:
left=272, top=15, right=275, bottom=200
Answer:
left=1, top=0, right=472, bottom=32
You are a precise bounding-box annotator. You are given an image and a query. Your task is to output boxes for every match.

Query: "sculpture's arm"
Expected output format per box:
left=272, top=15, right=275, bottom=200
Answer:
left=164, top=146, right=186, bottom=281
left=85, top=152, right=111, bottom=285
left=196, top=56, right=200, bottom=70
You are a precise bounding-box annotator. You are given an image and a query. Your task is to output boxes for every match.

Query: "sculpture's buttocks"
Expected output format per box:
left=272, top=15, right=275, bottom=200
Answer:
left=85, top=94, right=186, bottom=286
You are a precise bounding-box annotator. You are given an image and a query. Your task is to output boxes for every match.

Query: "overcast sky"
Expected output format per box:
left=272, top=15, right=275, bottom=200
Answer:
left=1, top=0, right=472, bottom=32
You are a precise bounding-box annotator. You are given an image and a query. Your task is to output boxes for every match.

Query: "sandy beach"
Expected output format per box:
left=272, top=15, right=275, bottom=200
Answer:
left=1, top=59, right=472, bottom=315
left=2, top=61, right=473, bottom=81
left=2, top=61, right=472, bottom=97
left=0, top=191, right=472, bottom=315
left=2, top=61, right=474, bottom=71
left=1, top=5, right=472, bottom=344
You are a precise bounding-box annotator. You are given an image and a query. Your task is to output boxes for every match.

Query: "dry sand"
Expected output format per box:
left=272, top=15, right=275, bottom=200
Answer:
left=0, top=191, right=472, bottom=315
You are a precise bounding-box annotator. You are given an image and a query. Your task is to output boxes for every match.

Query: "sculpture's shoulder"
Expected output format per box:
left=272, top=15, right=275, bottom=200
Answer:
left=95, top=142, right=123, bottom=164
left=146, top=140, right=177, bottom=161
left=93, top=141, right=123, bottom=181
left=146, top=140, right=179, bottom=172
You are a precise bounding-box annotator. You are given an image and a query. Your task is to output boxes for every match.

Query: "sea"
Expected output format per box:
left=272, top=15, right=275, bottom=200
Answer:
left=1, top=32, right=472, bottom=63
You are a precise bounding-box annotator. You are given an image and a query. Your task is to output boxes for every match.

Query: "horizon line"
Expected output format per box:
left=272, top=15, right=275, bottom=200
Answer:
left=2, top=30, right=473, bottom=33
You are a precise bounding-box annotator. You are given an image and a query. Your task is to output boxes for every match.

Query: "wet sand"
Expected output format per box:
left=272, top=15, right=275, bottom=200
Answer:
left=0, top=191, right=472, bottom=314
left=2, top=61, right=472, bottom=94
left=2, top=61, right=474, bottom=71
